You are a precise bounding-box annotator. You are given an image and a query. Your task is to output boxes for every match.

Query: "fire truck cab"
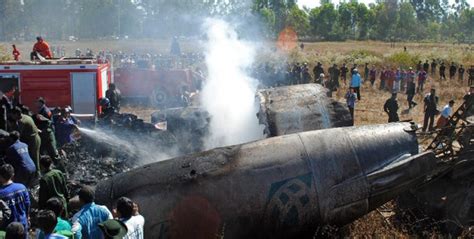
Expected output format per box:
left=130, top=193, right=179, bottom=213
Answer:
left=0, top=59, right=111, bottom=118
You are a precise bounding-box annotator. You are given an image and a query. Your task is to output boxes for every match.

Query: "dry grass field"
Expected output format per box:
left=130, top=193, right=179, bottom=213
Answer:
left=2, top=39, right=472, bottom=237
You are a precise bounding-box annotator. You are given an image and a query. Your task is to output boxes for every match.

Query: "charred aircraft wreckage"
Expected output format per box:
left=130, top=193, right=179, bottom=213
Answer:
left=82, top=83, right=472, bottom=238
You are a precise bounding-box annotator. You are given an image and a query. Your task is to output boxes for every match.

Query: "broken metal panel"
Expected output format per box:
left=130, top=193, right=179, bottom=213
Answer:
left=96, top=123, right=438, bottom=239
left=256, top=84, right=352, bottom=137
left=151, top=107, right=210, bottom=154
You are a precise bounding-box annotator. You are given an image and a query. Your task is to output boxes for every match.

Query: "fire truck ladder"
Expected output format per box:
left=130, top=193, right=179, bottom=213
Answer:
left=426, top=98, right=473, bottom=160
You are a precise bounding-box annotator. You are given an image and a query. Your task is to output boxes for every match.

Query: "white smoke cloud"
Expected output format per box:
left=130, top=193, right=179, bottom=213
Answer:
left=201, top=18, right=265, bottom=149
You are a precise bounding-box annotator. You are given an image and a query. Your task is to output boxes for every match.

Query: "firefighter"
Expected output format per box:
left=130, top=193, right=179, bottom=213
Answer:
left=384, top=93, right=399, bottom=123
left=54, top=107, right=79, bottom=148
left=31, top=36, right=52, bottom=60
left=98, top=98, right=117, bottom=125
left=105, top=83, right=121, bottom=112
left=12, top=45, right=20, bottom=61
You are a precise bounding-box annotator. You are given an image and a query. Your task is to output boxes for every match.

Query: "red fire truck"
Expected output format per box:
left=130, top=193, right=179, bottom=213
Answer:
left=114, top=67, right=199, bottom=107
left=0, top=59, right=111, bottom=117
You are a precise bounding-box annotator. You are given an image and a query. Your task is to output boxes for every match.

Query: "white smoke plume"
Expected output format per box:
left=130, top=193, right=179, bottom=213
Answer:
left=201, top=18, right=264, bottom=149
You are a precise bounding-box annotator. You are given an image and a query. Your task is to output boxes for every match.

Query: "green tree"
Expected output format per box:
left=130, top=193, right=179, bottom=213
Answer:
left=396, top=2, right=418, bottom=40
left=309, top=3, right=337, bottom=40
left=286, top=5, right=310, bottom=36
left=258, top=7, right=276, bottom=37
left=372, top=1, right=398, bottom=40
left=0, top=0, right=26, bottom=41
left=457, top=8, right=474, bottom=43
left=410, top=0, right=447, bottom=23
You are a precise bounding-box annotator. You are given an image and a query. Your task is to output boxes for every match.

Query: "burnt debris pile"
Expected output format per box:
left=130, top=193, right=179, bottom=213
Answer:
left=62, top=139, right=132, bottom=185
left=63, top=113, right=180, bottom=185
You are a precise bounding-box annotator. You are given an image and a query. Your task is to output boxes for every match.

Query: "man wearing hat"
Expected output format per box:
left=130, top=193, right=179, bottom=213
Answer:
left=34, top=113, right=60, bottom=168
left=54, top=107, right=79, bottom=148
left=99, top=219, right=127, bottom=239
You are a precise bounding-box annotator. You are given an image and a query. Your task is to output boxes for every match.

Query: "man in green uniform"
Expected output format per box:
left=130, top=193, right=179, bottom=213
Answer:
left=384, top=93, right=400, bottom=123
left=468, top=65, right=474, bottom=86
left=38, top=156, right=69, bottom=217
left=464, top=85, right=474, bottom=119
left=8, top=107, right=41, bottom=171
left=33, top=114, right=65, bottom=173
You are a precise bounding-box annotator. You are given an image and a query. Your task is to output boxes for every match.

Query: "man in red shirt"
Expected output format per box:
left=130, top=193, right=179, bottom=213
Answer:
left=12, top=45, right=20, bottom=61
left=31, top=36, right=52, bottom=60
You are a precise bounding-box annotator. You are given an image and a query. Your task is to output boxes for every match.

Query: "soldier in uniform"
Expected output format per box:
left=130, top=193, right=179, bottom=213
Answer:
left=33, top=114, right=65, bottom=173
left=0, top=94, right=12, bottom=131
left=384, top=93, right=399, bottom=123
left=340, top=63, right=348, bottom=85
left=468, top=65, right=474, bottom=86
left=105, top=83, right=121, bottom=113
left=313, top=62, right=324, bottom=82
left=8, top=107, right=42, bottom=171
left=329, top=63, right=340, bottom=89
left=464, top=85, right=474, bottom=119
left=422, top=89, right=439, bottom=132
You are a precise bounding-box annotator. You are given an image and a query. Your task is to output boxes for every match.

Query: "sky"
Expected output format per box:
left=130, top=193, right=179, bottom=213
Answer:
left=297, top=0, right=474, bottom=9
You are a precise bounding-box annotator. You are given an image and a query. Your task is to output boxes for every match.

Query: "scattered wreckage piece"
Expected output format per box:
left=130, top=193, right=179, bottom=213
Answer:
left=398, top=104, right=474, bottom=236
left=256, top=83, right=352, bottom=137
left=151, top=84, right=352, bottom=154
left=151, top=107, right=210, bottom=154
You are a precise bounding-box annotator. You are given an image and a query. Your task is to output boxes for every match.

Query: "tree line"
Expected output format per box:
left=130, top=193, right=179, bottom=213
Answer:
left=0, top=0, right=472, bottom=43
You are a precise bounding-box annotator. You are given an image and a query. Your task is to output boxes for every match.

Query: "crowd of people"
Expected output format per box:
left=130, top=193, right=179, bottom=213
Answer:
left=254, top=60, right=474, bottom=128
left=12, top=36, right=202, bottom=72
left=0, top=82, right=139, bottom=238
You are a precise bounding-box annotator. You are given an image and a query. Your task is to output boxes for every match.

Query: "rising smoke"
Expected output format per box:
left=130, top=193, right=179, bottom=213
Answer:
left=201, top=18, right=265, bottom=149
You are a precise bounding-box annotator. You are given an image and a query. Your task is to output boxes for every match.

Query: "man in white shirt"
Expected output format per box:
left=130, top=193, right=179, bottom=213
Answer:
left=115, top=197, right=145, bottom=239
left=437, top=100, right=455, bottom=128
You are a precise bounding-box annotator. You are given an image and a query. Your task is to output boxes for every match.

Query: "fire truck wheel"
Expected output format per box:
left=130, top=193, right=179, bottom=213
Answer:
left=151, top=88, right=168, bottom=107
